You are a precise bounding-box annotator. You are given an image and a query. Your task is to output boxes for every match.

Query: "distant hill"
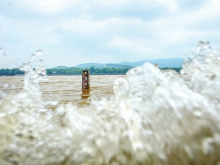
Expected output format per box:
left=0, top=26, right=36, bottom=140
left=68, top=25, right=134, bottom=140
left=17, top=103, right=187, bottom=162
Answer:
left=104, top=64, right=132, bottom=69
left=74, top=63, right=132, bottom=69
left=52, top=58, right=183, bottom=69
left=53, top=66, right=68, bottom=69
left=74, top=63, right=103, bottom=68
left=119, top=58, right=183, bottom=68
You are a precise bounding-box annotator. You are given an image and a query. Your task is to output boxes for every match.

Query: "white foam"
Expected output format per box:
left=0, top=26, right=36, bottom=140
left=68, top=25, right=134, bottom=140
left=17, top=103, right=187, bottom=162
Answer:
left=0, top=42, right=220, bottom=165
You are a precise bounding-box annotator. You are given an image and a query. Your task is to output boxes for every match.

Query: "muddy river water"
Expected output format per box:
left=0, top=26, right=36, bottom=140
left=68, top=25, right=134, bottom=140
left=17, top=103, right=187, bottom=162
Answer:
left=0, top=75, right=122, bottom=108
left=0, top=42, right=220, bottom=165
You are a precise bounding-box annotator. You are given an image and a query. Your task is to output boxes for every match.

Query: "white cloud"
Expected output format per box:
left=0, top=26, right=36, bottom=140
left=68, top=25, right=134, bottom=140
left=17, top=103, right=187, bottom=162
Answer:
left=152, top=0, right=220, bottom=28
left=94, top=0, right=128, bottom=6
left=62, top=17, right=143, bottom=33
left=0, top=16, right=61, bottom=46
left=14, top=0, right=179, bottom=15
left=63, top=17, right=118, bottom=33
left=17, top=0, right=79, bottom=14
left=149, top=0, right=220, bottom=44
left=0, top=0, right=220, bottom=68
left=140, top=0, right=178, bottom=11
left=0, top=14, right=62, bottom=68
left=107, top=37, right=166, bottom=60
left=157, top=0, right=178, bottom=11
left=94, top=0, right=178, bottom=11
left=56, top=0, right=220, bottom=61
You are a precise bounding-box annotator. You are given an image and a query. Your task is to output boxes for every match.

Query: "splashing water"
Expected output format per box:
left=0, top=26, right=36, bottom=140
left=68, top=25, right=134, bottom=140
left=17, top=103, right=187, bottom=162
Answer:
left=36, top=49, right=43, bottom=56
left=0, top=48, right=7, bottom=58
left=0, top=42, right=220, bottom=165
left=0, top=47, right=3, bottom=54
left=2, top=53, right=7, bottom=58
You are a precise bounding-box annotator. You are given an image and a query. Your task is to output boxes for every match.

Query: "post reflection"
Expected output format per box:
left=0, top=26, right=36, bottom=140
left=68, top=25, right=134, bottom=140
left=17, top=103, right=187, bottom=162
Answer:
left=81, top=89, right=90, bottom=99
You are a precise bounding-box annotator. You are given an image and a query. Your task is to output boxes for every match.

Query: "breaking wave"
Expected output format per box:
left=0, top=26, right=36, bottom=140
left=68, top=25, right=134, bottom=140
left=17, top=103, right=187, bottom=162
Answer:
left=0, top=41, right=220, bottom=165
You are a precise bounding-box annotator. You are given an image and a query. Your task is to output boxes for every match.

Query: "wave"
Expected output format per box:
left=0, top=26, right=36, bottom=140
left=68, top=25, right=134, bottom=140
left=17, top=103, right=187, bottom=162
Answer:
left=0, top=41, right=220, bottom=165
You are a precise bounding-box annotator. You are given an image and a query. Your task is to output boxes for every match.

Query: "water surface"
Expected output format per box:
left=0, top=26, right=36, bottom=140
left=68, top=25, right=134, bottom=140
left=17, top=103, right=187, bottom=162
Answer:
left=0, top=75, right=122, bottom=108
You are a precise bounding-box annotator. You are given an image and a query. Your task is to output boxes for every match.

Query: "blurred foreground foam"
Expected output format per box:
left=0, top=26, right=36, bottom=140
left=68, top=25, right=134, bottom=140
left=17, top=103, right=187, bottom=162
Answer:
left=0, top=42, right=220, bottom=165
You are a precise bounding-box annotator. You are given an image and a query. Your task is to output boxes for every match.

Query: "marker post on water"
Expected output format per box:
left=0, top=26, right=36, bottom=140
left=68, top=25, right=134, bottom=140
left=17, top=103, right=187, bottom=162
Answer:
left=82, top=70, right=90, bottom=89
left=81, top=70, right=90, bottom=99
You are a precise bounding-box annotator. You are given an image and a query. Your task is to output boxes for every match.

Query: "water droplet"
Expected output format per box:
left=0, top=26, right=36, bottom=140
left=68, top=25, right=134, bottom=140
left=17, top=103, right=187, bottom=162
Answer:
left=0, top=47, right=3, bottom=54
left=3, top=53, right=7, bottom=58
left=194, top=111, right=202, bottom=117
left=0, top=91, right=6, bottom=98
left=12, top=63, right=17, bottom=68
left=4, top=83, right=9, bottom=88
left=36, top=49, right=43, bottom=56
left=30, top=53, right=37, bottom=62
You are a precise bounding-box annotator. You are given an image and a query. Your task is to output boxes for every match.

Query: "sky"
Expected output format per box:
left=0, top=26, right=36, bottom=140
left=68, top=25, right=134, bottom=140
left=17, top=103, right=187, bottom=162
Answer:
left=0, top=0, right=220, bottom=68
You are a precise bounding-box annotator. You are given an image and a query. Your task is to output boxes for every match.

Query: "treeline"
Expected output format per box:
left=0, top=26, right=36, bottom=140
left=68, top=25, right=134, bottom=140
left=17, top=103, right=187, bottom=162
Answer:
left=46, top=67, right=130, bottom=75
left=0, top=67, right=182, bottom=76
left=0, top=68, right=24, bottom=76
left=161, top=67, right=181, bottom=73
left=0, top=67, right=130, bottom=76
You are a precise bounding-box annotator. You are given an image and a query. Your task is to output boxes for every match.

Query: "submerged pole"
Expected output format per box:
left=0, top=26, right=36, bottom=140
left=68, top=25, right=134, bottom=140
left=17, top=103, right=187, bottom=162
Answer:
left=81, top=70, right=90, bottom=99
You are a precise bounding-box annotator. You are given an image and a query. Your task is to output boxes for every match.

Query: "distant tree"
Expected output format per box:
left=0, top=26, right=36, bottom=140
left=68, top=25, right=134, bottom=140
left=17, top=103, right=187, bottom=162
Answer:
left=0, top=67, right=182, bottom=76
left=89, top=67, right=95, bottom=73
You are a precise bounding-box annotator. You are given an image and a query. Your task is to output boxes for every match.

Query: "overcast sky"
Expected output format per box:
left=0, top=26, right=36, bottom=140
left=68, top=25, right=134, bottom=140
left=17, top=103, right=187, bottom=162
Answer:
left=0, top=0, right=220, bottom=68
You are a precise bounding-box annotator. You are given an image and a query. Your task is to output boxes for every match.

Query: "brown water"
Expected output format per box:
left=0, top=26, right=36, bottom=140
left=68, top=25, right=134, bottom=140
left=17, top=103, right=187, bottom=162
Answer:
left=0, top=75, right=123, bottom=108
left=1, top=42, right=220, bottom=165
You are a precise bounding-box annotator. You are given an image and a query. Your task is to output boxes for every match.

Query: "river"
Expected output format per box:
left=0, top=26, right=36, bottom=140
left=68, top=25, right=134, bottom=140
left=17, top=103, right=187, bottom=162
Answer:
left=0, top=42, right=220, bottom=165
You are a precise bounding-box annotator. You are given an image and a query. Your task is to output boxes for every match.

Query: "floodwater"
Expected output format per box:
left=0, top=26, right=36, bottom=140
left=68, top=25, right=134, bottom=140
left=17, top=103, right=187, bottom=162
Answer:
left=0, top=75, right=122, bottom=108
left=1, top=42, right=220, bottom=165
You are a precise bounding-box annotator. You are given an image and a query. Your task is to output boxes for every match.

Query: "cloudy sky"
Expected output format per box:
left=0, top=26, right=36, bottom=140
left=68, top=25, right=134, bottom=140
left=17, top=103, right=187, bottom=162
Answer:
left=0, top=0, right=220, bottom=68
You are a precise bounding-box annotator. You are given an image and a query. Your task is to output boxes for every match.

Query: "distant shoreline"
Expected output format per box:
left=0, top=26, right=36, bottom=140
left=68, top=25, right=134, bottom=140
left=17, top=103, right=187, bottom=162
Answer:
left=0, top=67, right=181, bottom=76
left=48, top=74, right=126, bottom=76
left=0, top=74, right=126, bottom=77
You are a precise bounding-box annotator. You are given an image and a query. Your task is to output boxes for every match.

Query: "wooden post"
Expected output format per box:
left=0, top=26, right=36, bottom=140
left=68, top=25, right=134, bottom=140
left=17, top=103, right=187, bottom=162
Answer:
left=81, top=70, right=90, bottom=99
left=82, top=70, right=90, bottom=89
